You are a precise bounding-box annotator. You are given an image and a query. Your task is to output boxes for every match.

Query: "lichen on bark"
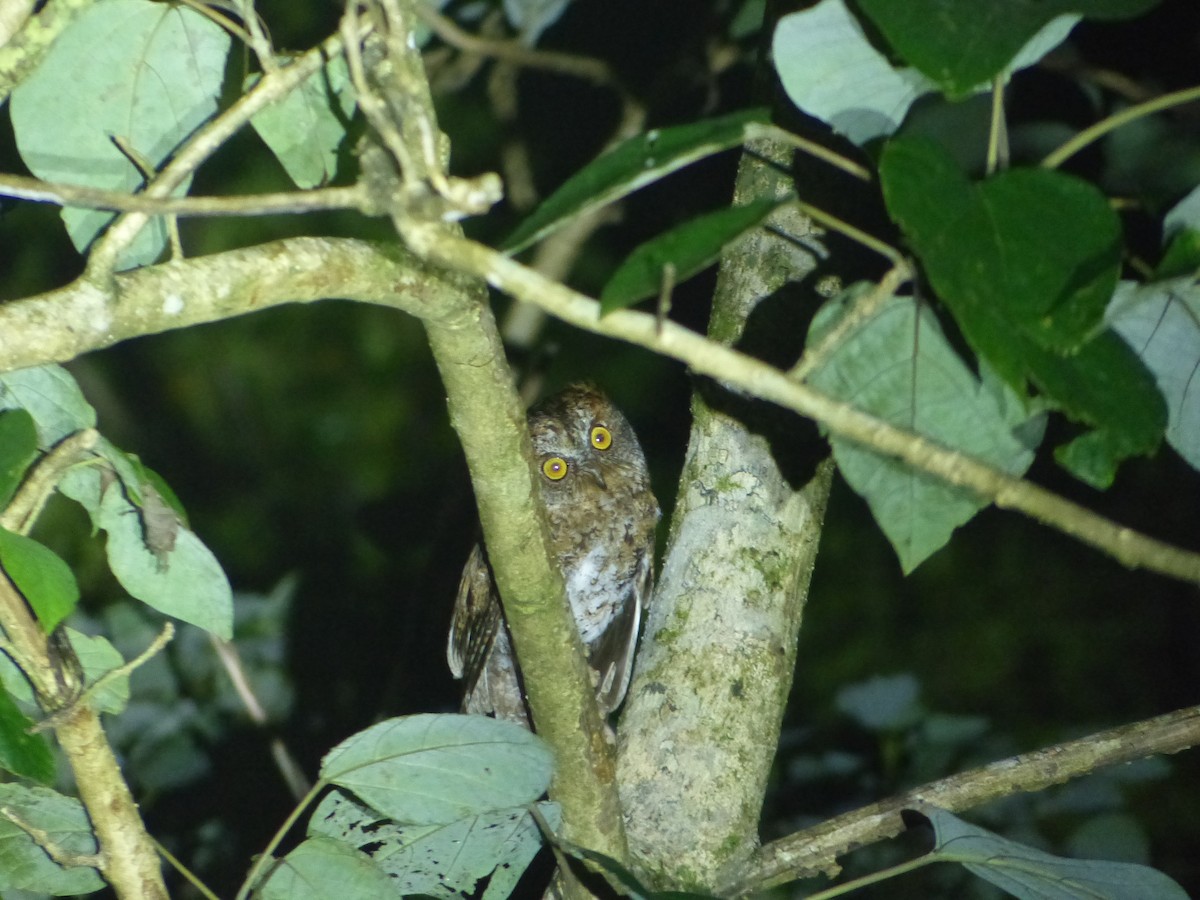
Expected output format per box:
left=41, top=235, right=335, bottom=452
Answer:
left=616, top=139, right=834, bottom=889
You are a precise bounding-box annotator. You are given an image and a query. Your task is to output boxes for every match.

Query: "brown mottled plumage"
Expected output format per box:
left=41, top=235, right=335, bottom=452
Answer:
left=447, top=384, right=659, bottom=725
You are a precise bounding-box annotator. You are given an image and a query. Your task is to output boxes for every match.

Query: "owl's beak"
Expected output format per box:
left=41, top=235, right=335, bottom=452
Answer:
left=578, top=459, right=608, bottom=490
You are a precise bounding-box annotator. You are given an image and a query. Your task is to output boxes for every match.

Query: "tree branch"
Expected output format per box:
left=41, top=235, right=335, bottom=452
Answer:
left=0, top=237, right=458, bottom=372
left=0, top=570, right=167, bottom=898
left=616, top=139, right=831, bottom=889
left=0, top=173, right=370, bottom=217
left=724, top=703, right=1200, bottom=892
left=404, top=232, right=1200, bottom=586
left=350, top=0, right=629, bottom=865
left=3, top=233, right=1196, bottom=586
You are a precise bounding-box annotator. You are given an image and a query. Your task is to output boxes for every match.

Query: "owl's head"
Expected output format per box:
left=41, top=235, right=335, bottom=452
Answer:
left=527, top=383, right=648, bottom=493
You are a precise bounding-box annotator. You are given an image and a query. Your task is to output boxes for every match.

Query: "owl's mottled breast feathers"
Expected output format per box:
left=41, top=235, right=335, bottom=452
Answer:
left=447, top=383, right=660, bottom=725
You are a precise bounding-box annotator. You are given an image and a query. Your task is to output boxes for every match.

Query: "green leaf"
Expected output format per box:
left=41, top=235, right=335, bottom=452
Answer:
left=258, top=836, right=395, bottom=900
left=774, top=1, right=1077, bottom=142
left=0, top=688, right=54, bottom=783
left=1155, top=228, right=1200, bottom=279
left=58, top=466, right=232, bottom=639
left=1159, top=186, right=1200, bottom=277
left=1107, top=278, right=1200, bottom=472
left=773, top=0, right=936, bottom=144
left=600, top=197, right=783, bottom=313
left=807, top=291, right=1041, bottom=571
left=835, top=673, right=922, bottom=732
left=0, top=527, right=80, bottom=633
left=880, top=137, right=1163, bottom=482
left=66, top=628, right=130, bottom=715
left=0, top=783, right=104, bottom=894
left=504, top=0, right=574, bottom=43
left=503, top=107, right=769, bottom=254
left=0, top=366, right=96, bottom=448
left=249, top=56, right=357, bottom=189
left=320, top=713, right=554, bottom=825
left=311, top=789, right=560, bottom=900
left=919, top=805, right=1189, bottom=899
left=856, top=0, right=1157, bottom=99
left=9, top=0, right=231, bottom=269
left=0, top=409, right=39, bottom=508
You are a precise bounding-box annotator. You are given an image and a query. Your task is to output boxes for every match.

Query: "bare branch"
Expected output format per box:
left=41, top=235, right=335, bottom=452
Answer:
left=407, top=229, right=1200, bottom=586
left=0, top=172, right=370, bottom=217
left=726, top=703, right=1200, bottom=892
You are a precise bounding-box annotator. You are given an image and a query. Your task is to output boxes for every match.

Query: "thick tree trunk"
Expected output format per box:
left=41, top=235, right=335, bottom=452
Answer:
left=617, top=140, right=834, bottom=889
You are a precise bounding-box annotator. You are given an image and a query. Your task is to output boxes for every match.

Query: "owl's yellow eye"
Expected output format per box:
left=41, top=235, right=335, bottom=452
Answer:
left=542, top=457, right=568, bottom=480
left=590, top=425, right=613, bottom=451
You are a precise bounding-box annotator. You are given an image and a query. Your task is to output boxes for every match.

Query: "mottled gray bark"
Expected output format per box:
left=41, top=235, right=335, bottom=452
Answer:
left=617, top=140, right=834, bottom=889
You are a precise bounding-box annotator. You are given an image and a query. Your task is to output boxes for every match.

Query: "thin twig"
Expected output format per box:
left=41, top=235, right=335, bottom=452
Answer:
left=985, top=75, right=1008, bottom=175
left=85, top=22, right=364, bottom=276
left=745, top=123, right=873, bottom=182
left=110, top=135, right=183, bottom=259
left=1, top=429, right=100, bottom=535
left=0, top=173, right=370, bottom=217
left=415, top=4, right=614, bottom=86
left=1042, top=83, right=1200, bottom=169
left=414, top=230, right=1200, bottom=586
left=792, top=198, right=906, bottom=266
left=151, top=835, right=221, bottom=900
left=209, top=635, right=311, bottom=799
left=789, top=262, right=913, bottom=382
left=0, top=806, right=103, bottom=869
left=724, top=703, right=1200, bottom=892
left=177, top=0, right=251, bottom=47
left=30, top=623, right=175, bottom=734
left=235, top=0, right=277, bottom=73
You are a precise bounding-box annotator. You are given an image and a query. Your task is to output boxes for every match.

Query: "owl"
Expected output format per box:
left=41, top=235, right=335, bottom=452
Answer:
left=447, top=383, right=660, bottom=725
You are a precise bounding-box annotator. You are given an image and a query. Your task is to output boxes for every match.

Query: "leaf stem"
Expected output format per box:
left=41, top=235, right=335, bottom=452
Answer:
left=1042, top=83, right=1200, bottom=169
left=804, top=853, right=933, bottom=899
left=235, top=779, right=327, bottom=900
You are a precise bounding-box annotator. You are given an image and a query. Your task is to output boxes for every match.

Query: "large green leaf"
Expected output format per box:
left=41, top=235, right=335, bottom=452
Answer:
left=600, top=197, right=783, bottom=313
left=856, top=0, right=1159, bottom=99
left=880, top=137, right=1164, bottom=484
left=1107, top=277, right=1200, bottom=471
left=250, top=56, right=357, bottom=189
left=311, top=788, right=560, bottom=900
left=58, top=465, right=232, bottom=639
left=320, top=714, right=553, bottom=825
left=503, top=108, right=769, bottom=254
left=0, top=527, right=80, bottom=633
left=919, top=805, right=1188, bottom=899
left=0, top=688, right=54, bottom=783
left=0, top=783, right=104, bottom=895
left=9, top=0, right=230, bottom=269
left=258, top=836, right=395, bottom=900
left=0, top=409, right=39, bottom=508
left=807, top=290, right=1041, bottom=571
left=775, top=1, right=1076, bottom=142
left=0, top=366, right=96, bottom=448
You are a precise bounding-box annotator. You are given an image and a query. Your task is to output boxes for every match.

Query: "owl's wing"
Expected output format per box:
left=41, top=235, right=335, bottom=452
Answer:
left=446, top=543, right=502, bottom=691
left=588, top=546, right=653, bottom=716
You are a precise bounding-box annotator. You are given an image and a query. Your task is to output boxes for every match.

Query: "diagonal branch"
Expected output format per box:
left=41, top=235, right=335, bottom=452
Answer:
left=405, top=232, right=1200, bottom=586
left=724, top=703, right=1200, bottom=892
left=2, top=235, right=1196, bottom=584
